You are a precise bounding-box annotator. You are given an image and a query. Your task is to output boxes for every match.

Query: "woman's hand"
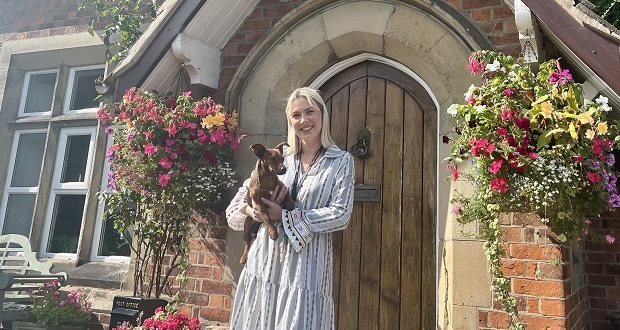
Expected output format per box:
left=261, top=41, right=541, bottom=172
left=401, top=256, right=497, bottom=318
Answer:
left=244, top=205, right=266, bottom=222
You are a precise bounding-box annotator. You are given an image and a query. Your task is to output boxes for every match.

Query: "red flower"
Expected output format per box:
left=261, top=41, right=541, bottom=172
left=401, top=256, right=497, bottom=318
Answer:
left=489, top=159, right=504, bottom=174
left=500, top=106, right=514, bottom=122
left=572, top=155, right=584, bottom=162
left=144, top=143, right=158, bottom=155
left=468, top=55, right=485, bottom=74
left=496, top=128, right=508, bottom=136
left=490, top=178, right=508, bottom=193
left=586, top=172, right=601, bottom=183
left=159, top=157, right=173, bottom=169
left=515, top=117, right=530, bottom=130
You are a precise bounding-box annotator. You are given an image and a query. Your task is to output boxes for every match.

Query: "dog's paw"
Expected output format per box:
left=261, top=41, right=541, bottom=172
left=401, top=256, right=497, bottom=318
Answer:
left=268, top=229, right=279, bottom=240
left=240, top=255, right=248, bottom=264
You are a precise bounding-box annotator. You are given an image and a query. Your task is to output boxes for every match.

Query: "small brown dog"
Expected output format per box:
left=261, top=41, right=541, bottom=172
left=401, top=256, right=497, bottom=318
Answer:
left=241, top=143, right=295, bottom=264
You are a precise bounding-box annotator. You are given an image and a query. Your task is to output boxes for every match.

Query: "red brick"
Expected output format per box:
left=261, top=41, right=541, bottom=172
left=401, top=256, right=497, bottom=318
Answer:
left=510, top=244, right=561, bottom=261
left=512, top=213, right=541, bottom=226
left=590, top=321, right=616, bottom=330
left=520, top=315, right=566, bottom=329
left=478, top=310, right=488, bottom=327
left=590, top=297, right=618, bottom=309
left=493, top=6, right=513, bottom=19
left=513, top=278, right=564, bottom=297
left=239, top=19, right=272, bottom=32
left=588, top=286, right=606, bottom=297
left=187, top=292, right=209, bottom=306
left=605, top=264, right=620, bottom=275
left=462, top=0, right=501, bottom=10
left=188, top=238, right=226, bottom=253
left=587, top=252, right=616, bottom=263
left=500, top=227, right=522, bottom=242
left=199, top=307, right=231, bottom=323
left=589, top=309, right=608, bottom=321
left=447, top=0, right=461, bottom=8
left=489, top=33, right=520, bottom=46
left=188, top=266, right=212, bottom=278
left=223, top=55, right=246, bottom=67
left=477, top=20, right=504, bottom=35
left=588, top=274, right=616, bottom=286
left=537, top=262, right=564, bottom=280
left=208, top=294, right=226, bottom=309
left=607, top=287, right=620, bottom=299
left=499, top=213, right=511, bottom=225
left=486, top=311, right=509, bottom=328
left=539, top=299, right=565, bottom=316
left=471, top=8, right=492, bottom=21
left=527, top=297, right=539, bottom=313
left=201, top=279, right=233, bottom=295
left=503, top=18, right=518, bottom=33
left=263, top=5, right=293, bottom=18
left=501, top=259, right=526, bottom=276
left=526, top=263, right=537, bottom=278
left=585, top=262, right=604, bottom=273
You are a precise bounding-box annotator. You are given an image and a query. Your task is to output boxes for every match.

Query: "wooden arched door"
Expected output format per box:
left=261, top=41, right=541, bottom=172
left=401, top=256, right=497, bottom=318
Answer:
left=320, top=61, right=437, bottom=330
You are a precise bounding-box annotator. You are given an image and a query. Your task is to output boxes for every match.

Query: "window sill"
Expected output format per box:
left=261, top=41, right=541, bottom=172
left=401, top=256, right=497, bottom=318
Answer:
left=47, top=259, right=130, bottom=290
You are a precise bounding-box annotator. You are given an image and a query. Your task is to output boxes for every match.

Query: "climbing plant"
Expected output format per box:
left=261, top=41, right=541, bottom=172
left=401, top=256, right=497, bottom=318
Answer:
left=77, top=0, right=165, bottom=63
left=590, top=0, right=620, bottom=30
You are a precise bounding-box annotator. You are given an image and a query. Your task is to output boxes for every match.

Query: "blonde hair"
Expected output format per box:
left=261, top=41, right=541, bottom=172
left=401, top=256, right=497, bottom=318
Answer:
left=285, top=87, right=335, bottom=155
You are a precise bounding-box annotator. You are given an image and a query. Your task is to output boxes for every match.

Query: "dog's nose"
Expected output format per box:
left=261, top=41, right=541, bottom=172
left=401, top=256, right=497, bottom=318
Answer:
left=277, top=167, right=287, bottom=175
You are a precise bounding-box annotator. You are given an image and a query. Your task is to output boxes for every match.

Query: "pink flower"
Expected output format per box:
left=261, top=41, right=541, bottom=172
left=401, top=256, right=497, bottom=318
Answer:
left=467, top=55, right=485, bottom=74
left=503, top=89, right=513, bottom=96
left=144, top=143, right=158, bottom=155
left=572, top=155, right=584, bottom=162
left=584, top=219, right=592, bottom=225
left=158, top=173, right=171, bottom=187
left=203, top=151, right=218, bottom=165
left=490, top=178, right=507, bottom=193
left=586, top=172, right=601, bottom=183
left=496, top=127, right=508, bottom=136
left=180, top=162, right=189, bottom=172
left=159, top=157, right=173, bottom=169
left=165, top=125, right=179, bottom=137
left=450, top=166, right=459, bottom=181
left=144, top=131, right=154, bottom=140
left=166, top=139, right=176, bottom=146
left=489, top=159, right=504, bottom=174
left=451, top=206, right=462, bottom=214
left=182, top=91, right=192, bottom=97
left=605, top=234, right=615, bottom=245
left=500, top=106, right=514, bottom=122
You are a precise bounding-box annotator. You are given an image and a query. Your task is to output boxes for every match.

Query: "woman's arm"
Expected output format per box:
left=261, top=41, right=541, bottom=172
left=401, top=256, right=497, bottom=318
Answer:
left=281, top=153, right=355, bottom=251
left=225, top=178, right=251, bottom=231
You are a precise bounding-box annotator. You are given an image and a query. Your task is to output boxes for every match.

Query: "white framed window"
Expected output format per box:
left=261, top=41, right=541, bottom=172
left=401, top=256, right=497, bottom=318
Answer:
left=0, top=130, right=47, bottom=236
left=40, top=127, right=96, bottom=259
left=63, top=65, right=105, bottom=114
left=18, top=69, right=58, bottom=117
left=91, top=136, right=131, bottom=263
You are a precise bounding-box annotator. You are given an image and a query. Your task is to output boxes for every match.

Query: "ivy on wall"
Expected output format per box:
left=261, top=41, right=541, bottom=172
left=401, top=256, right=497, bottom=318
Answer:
left=77, top=0, right=165, bottom=63
left=590, top=0, right=620, bottom=30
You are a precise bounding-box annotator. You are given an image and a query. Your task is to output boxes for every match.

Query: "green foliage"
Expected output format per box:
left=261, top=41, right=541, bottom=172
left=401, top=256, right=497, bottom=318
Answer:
left=77, top=0, right=164, bottom=63
left=590, top=0, right=620, bottom=30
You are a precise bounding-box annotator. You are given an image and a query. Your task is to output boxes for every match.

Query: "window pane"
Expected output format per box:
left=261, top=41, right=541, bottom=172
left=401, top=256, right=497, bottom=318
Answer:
left=69, top=68, right=103, bottom=110
left=98, top=207, right=131, bottom=257
left=24, top=73, right=56, bottom=114
left=48, top=194, right=85, bottom=253
left=11, top=133, right=46, bottom=187
left=2, top=194, right=35, bottom=236
left=60, top=135, right=90, bottom=183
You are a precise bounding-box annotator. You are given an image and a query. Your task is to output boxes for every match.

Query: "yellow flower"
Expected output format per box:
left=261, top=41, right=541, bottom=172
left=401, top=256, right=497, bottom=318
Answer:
left=125, top=119, right=132, bottom=129
left=540, top=102, right=554, bottom=118
left=229, top=112, right=238, bottom=127
left=551, top=87, right=559, bottom=97
left=201, top=112, right=226, bottom=129
left=561, top=91, right=569, bottom=100
left=597, top=122, right=608, bottom=134
left=585, top=129, right=595, bottom=139
left=577, top=112, right=593, bottom=125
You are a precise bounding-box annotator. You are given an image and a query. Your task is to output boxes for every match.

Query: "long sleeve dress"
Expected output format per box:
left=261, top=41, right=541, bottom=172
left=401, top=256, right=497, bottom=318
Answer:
left=225, top=145, right=354, bottom=330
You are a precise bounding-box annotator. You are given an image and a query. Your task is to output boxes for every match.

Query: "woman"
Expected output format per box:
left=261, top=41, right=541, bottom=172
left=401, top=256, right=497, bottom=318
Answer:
left=226, top=87, right=355, bottom=329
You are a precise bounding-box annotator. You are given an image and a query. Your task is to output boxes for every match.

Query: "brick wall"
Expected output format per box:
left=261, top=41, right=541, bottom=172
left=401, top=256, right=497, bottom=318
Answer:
left=478, top=213, right=589, bottom=329
left=445, top=0, right=521, bottom=56
left=584, top=217, right=620, bottom=330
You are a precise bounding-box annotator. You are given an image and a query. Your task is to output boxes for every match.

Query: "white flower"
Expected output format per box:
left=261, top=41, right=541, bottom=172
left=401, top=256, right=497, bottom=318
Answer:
left=486, top=60, right=501, bottom=72
left=464, top=84, right=476, bottom=99
left=595, top=95, right=608, bottom=105
left=475, top=105, right=487, bottom=113
left=447, top=104, right=458, bottom=117
left=601, top=103, right=612, bottom=112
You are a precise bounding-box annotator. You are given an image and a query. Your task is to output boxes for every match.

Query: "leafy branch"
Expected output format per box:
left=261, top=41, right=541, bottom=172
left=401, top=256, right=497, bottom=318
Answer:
left=77, top=0, right=164, bottom=63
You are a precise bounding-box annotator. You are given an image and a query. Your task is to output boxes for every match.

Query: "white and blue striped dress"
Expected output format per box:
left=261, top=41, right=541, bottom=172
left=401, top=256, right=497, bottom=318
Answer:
left=226, top=145, right=354, bottom=330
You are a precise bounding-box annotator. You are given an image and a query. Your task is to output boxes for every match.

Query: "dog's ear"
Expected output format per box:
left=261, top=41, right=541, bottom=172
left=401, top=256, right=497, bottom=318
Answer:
left=275, top=142, right=289, bottom=155
left=250, top=144, right=266, bottom=159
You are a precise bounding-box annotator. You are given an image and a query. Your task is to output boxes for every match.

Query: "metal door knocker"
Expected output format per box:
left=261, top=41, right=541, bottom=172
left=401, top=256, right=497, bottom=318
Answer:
left=350, top=127, right=371, bottom=158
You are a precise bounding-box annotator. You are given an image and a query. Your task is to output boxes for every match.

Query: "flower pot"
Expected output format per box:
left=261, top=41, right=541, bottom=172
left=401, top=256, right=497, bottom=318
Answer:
left=12, top=321, right=85, bottom=330
left=108, top=296, right=167, bottom=328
